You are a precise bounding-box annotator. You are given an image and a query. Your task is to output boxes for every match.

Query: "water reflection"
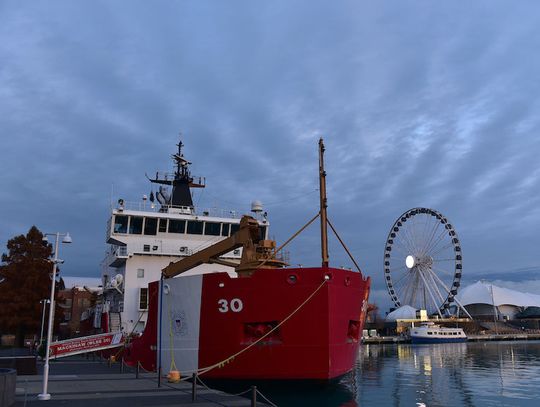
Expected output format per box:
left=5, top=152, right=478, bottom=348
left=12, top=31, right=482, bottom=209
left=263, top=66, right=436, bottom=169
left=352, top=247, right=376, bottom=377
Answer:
left=357, top=341, right=540, bottom=407
left=206, top=341, right=540, bottom=406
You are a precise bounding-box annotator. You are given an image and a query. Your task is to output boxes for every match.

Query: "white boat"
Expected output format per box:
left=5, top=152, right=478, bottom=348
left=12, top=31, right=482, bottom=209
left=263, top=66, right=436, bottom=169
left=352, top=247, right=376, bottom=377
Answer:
left=410, top=322, right=467, bottom=344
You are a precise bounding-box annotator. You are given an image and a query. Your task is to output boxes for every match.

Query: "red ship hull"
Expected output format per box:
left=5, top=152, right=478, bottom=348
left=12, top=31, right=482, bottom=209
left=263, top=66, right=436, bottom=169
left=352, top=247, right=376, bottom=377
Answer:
left=124, top=266, right=370, bottom=381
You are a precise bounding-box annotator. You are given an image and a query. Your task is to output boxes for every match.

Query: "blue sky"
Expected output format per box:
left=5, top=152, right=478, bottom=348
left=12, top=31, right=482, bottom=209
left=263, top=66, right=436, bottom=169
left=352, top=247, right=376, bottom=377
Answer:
left=2, top=1, right=540, bottom=310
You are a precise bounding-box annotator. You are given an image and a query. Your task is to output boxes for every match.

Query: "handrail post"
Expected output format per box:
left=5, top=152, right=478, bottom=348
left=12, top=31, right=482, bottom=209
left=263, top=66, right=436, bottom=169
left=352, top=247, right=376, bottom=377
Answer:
left=158, top=366, right=162, bottom=388
left=251, top=385, right=257, bottom=407
left=136, top=361, right=140, bottom=379
left=192, top=373, right=197, bottom=401
left=120, top=357, right=124, bottom=373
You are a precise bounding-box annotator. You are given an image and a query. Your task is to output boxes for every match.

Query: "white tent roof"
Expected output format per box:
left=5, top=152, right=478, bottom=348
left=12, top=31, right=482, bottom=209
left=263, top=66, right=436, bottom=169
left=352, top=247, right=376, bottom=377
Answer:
left=457, top=281, right=540, bottom=308
left=385, top=305, right=418, bottom=321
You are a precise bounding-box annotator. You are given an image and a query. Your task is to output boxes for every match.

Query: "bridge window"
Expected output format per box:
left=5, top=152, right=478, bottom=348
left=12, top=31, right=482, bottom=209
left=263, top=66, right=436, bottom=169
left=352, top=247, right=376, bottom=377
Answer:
left=129, top=216, right=143, bottom=234
left=144, top=218, right=158, bottom=235
left=114, top=215, right=128, bottom=234
left=259, top=226, right=267, bottom=240
left=204, top=222, right=221, bottom=236
left=230, top=223, right=240, bottom=235
left=158, top=218, right=167, bottom=233
left=221, top=223, right=230, bottom=237
left=169, top=219, right=186, bottom=234
left=187, top=220, right=204, bottom=235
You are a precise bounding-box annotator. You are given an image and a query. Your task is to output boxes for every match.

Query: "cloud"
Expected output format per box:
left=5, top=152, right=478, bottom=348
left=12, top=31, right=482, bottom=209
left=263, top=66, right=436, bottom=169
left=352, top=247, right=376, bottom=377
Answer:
left=2, top=1, right=540, bottom=313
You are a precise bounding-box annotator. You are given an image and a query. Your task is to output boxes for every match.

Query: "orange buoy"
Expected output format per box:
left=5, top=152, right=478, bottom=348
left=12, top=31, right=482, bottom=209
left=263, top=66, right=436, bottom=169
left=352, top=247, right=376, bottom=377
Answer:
left=167, top=370, right=181, bottom=383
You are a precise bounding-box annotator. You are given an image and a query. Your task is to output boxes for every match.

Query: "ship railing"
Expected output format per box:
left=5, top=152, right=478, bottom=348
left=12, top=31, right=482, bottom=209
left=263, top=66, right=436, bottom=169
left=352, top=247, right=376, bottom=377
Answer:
left=113, top=200, right=242, bottom=219
left=152, top=171, right=206, bottom=186
left=105, top=245, right=128, bottom=257
left=115, top=246, right=128, bottom=257
left=110, top=241, right=242, bottom=259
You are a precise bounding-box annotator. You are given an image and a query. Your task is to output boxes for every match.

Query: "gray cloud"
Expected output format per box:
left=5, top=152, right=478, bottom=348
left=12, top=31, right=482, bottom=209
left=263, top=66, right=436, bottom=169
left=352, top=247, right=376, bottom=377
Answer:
left=2, top=1, right=540, bottom=311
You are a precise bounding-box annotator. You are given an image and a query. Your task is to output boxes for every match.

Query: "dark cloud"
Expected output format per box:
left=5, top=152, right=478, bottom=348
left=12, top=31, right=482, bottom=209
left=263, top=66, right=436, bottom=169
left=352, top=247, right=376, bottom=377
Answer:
left=2, top=1, right=540, bottom=311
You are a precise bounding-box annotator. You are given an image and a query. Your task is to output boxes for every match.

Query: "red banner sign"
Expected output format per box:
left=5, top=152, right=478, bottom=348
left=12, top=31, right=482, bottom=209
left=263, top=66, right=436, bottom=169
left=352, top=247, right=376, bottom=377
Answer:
left=49, top=332, right=124, bottom=359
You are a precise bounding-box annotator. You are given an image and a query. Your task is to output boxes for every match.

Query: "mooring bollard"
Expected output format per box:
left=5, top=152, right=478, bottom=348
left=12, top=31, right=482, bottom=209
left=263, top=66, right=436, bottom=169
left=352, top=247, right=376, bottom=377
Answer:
left=136, top=361, right=140, bottom=379
left=251, top=385, right=257, bottom=407
left=120, top=357, right=124, bottom=373
left=192, top=373, right=197, bottom=401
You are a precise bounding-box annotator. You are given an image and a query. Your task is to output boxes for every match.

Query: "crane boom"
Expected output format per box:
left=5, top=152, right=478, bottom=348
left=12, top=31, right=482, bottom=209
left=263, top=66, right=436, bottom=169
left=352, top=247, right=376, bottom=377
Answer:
left=161, top=215, right=285, bottom=278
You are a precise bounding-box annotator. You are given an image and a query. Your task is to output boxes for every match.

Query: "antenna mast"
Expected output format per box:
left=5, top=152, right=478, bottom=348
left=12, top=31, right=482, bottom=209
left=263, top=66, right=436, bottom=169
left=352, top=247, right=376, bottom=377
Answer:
left=319, top=138, right=329, bottom=267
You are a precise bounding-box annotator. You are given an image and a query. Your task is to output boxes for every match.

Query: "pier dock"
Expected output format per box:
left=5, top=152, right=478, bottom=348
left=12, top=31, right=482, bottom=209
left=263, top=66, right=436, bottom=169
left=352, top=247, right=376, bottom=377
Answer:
left=14, top=356, right=271, bottom=406
left=363, top=333, right=540, bottom=344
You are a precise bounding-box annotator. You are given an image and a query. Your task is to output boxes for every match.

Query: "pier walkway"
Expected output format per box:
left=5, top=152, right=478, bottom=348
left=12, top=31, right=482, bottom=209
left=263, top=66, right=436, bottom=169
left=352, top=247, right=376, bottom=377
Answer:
left=14, top=356, right=270, bottom=406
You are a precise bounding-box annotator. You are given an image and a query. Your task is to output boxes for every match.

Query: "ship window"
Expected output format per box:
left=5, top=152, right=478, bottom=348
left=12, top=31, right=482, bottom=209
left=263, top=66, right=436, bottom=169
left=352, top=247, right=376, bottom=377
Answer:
left=144, top=218, right=158, bottom=235
left=187, top=220, right=204, bottom=235
left=137, top=268, right=144, bottom=278
left=139, top=287, right=148, bottom=310
left=427, top=332, right=433, bottom=335
left=114, top=215, right=128, bottom=234
left=221, top=223, right=230, bottom=237
left=129, top=216, right=143, bottom=234
left=259, top=226, right=267, bottom=240
left=169, top=219, right=186, bottom=234
left=158, top=218, right=167, bottom=233
left=204, top=222, right=221, bottom=236
left=230, top=223, right=240, bottom=236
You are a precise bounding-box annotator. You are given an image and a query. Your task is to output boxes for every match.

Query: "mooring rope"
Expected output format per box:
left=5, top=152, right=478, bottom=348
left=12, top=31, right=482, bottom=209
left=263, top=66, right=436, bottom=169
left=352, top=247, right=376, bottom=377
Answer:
left=256, top=389, right=279, bottom=407
left=167, top=298, right=179, bottom=372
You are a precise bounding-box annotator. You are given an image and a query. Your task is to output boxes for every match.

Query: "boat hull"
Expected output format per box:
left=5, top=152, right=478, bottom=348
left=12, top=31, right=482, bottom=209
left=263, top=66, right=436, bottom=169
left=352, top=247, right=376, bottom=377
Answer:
left=411, top=337, right=467, bottom=344
left=124, top=266, right=370, bottom=381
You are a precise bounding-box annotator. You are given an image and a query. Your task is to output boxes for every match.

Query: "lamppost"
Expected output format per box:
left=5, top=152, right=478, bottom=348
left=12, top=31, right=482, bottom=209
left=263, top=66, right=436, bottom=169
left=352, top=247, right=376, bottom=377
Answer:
left=39, top=299, right=50, bottom=347
left=37, top=232, right=72, bottom=401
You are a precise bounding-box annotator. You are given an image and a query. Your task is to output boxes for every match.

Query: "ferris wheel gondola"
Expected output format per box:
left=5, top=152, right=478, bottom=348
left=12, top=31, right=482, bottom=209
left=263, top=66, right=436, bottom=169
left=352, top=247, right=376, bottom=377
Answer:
left=384, top=208, right=465, bottom=317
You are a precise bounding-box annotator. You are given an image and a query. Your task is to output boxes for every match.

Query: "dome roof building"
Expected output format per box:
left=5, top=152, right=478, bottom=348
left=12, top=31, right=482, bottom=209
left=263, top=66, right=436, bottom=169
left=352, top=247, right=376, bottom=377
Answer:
left=457, top=281, right=540, bottom=320
left=385, top=305, right=418, bottom=322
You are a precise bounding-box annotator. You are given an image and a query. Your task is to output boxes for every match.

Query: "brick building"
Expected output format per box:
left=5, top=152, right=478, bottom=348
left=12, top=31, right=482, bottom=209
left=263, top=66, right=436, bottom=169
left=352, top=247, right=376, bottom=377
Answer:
left=58, top=277, right=101, bottom=338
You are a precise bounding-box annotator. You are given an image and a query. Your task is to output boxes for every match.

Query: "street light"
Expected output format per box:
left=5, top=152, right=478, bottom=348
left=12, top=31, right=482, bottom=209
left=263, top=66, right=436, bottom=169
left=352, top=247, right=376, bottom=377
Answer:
left=37, top=232, right=72, bottom=401
left=39, top=299, right=51, bottom=347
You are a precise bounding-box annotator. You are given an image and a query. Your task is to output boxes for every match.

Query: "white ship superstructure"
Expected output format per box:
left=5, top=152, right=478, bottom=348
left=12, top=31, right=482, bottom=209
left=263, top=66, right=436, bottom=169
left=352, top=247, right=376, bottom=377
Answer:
left=100, top=141, right=268, bottom=333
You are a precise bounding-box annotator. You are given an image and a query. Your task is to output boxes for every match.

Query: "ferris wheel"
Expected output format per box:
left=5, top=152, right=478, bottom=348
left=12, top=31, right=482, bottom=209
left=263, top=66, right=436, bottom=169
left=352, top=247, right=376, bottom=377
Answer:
left=383, top=208, right=464, bottom=317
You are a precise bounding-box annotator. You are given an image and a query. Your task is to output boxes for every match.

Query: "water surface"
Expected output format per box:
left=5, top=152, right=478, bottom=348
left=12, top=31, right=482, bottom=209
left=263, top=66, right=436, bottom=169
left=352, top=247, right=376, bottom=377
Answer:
left=253, top=341, right=540, bottom=406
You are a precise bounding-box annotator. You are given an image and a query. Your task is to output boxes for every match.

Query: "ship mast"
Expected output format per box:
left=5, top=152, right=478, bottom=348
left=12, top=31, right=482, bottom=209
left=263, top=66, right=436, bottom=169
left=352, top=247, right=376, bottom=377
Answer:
left=148, top=139, right=205, bottom=209
left=319, top=138, right=329, bottom=267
